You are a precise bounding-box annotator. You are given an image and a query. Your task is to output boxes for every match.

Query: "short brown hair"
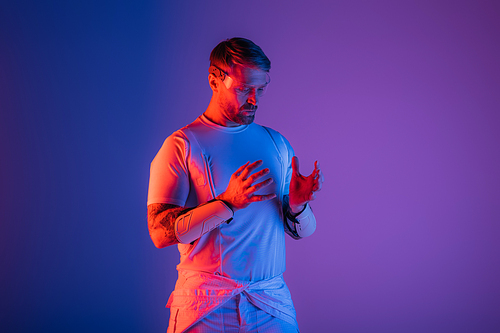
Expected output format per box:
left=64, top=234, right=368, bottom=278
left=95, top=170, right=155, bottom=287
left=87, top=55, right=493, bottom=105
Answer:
left=210, top=37, right=271, bottom=72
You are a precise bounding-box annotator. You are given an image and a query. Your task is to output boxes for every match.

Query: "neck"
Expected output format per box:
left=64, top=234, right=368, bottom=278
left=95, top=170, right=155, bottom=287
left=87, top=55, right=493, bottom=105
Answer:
left=204, top=98, right=240, bottom=127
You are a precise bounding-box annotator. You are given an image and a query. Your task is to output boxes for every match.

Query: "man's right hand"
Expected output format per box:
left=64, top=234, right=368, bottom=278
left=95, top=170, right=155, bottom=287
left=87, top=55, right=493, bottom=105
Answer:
left=217, top=160, right=276, bottom=212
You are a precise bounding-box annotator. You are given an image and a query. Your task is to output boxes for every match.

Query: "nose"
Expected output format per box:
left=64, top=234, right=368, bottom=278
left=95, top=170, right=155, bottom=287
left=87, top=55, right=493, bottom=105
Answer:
left=247, top=88, right=258, bottom=106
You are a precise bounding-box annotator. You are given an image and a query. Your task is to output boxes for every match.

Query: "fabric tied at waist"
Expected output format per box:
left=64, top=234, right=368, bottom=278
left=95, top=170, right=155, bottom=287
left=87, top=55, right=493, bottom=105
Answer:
left=166, top=270, right=298, bottom=333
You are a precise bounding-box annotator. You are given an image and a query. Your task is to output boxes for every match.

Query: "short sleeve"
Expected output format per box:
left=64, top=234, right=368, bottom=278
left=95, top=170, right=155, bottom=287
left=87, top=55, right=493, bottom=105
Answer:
left=147, top=131, right=190, bottom=206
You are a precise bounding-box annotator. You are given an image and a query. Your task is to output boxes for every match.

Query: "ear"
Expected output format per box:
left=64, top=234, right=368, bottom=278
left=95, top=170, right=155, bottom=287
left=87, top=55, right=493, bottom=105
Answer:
left=208, top=73, right=219, bottom=93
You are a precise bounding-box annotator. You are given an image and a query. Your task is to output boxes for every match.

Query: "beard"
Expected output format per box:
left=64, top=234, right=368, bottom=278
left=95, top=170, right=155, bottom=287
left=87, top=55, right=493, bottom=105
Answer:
left=234, top=107, right=255, bottom=125
left=218, top=94, right=257, bottom=126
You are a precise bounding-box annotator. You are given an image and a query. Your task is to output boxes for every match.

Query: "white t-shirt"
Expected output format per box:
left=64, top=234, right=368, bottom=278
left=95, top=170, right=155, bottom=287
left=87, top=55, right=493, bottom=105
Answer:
left=148, top=114, right=295, bottom=281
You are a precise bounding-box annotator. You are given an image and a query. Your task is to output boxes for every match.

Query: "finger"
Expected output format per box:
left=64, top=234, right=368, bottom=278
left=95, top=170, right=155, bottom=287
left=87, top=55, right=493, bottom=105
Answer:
left=292, top=156, right=300, bottom=177
left=248, top=177, right=274, bottom=193
left=318, top=168, right=324, bottom=183
left=241, top=160, right=263, bottom=180
left=312, top=164, right=323, bottom=180
left=249, top=193, right=277, bottom=203
left=312, top=169, right=324, bottom=190
left=234, top=161, right=250, bottom=177
left=312, top=161, right=321, bottom=176
left=312, top=171, right=322, bottom=182
left=312, top=179, right=322, bottom=191
left=246, top=168, right=270, bottom=184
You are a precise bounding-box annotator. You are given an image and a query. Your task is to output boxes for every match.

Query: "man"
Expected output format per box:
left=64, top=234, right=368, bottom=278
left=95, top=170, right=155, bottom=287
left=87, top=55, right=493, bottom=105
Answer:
left=147, top=38, right=323, bottom=333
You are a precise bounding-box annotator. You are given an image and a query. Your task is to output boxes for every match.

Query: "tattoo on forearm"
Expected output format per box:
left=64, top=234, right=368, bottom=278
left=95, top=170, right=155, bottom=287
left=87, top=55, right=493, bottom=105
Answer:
left=147, top=203, right=191, bottom=247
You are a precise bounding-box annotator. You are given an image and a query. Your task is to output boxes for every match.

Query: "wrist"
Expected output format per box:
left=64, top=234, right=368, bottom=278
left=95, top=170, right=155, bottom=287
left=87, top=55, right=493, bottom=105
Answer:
left=289, top=203, right=306, bottom=215
left=216, top=194, right=235, bottom=212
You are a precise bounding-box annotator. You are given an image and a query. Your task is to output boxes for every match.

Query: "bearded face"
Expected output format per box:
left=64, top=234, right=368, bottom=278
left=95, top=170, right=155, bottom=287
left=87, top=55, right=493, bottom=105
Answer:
left=214, top=65, right=268, bottom=126
left=217, top=91, right=257, bottom=125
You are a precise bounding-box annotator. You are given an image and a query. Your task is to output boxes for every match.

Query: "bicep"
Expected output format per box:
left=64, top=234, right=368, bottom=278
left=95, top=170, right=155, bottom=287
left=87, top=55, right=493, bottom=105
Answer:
left=147, top=133, right=190, bottom=207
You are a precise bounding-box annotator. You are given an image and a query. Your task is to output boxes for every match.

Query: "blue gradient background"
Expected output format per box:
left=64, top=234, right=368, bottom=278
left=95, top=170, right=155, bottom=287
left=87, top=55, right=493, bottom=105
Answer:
left=1, top=1, right=499, bottom=332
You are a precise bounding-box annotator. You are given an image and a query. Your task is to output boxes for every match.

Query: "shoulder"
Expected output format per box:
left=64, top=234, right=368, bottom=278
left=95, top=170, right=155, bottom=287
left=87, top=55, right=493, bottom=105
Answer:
left=259, top=124, right=287, bottom=140
left=161, top=116, right=204, bottom=151
left=154, top=119, right=201, bottom=164
left=161, top=130, right=189, bottom=156
left=259, top=125, right=293, bottom=151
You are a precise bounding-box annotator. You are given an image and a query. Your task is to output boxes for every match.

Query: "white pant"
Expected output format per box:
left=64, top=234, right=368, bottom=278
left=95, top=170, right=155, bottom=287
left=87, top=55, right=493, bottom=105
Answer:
left=173, top=293, right=298, bottom=333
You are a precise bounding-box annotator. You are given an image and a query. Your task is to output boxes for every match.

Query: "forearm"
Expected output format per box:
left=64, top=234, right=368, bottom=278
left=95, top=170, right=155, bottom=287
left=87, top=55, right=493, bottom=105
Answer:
left=148, top=200, right=234, bottom=247
left=284, top=196, right=316, bottom=239
left=147, top=203, right=190, bottom=248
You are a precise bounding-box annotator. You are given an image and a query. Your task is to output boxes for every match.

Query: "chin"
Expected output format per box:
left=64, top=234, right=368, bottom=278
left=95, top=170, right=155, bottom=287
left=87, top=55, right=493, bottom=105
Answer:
left=238, top=115, right=255, bottom=125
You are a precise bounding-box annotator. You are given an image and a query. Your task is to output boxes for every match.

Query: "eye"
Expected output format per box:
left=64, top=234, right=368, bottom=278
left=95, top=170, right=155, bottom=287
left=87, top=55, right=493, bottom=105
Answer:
left=236, top=86, right=252, bottom=94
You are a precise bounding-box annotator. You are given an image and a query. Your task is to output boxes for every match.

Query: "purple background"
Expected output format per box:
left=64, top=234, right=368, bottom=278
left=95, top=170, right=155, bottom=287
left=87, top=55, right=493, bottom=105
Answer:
left=1, top=1, right=499, bottom=332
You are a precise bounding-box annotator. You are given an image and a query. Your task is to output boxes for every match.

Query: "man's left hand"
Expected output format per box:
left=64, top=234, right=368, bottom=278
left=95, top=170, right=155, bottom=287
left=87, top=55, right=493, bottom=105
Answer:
left=288, top=156, right=324, bottom=214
